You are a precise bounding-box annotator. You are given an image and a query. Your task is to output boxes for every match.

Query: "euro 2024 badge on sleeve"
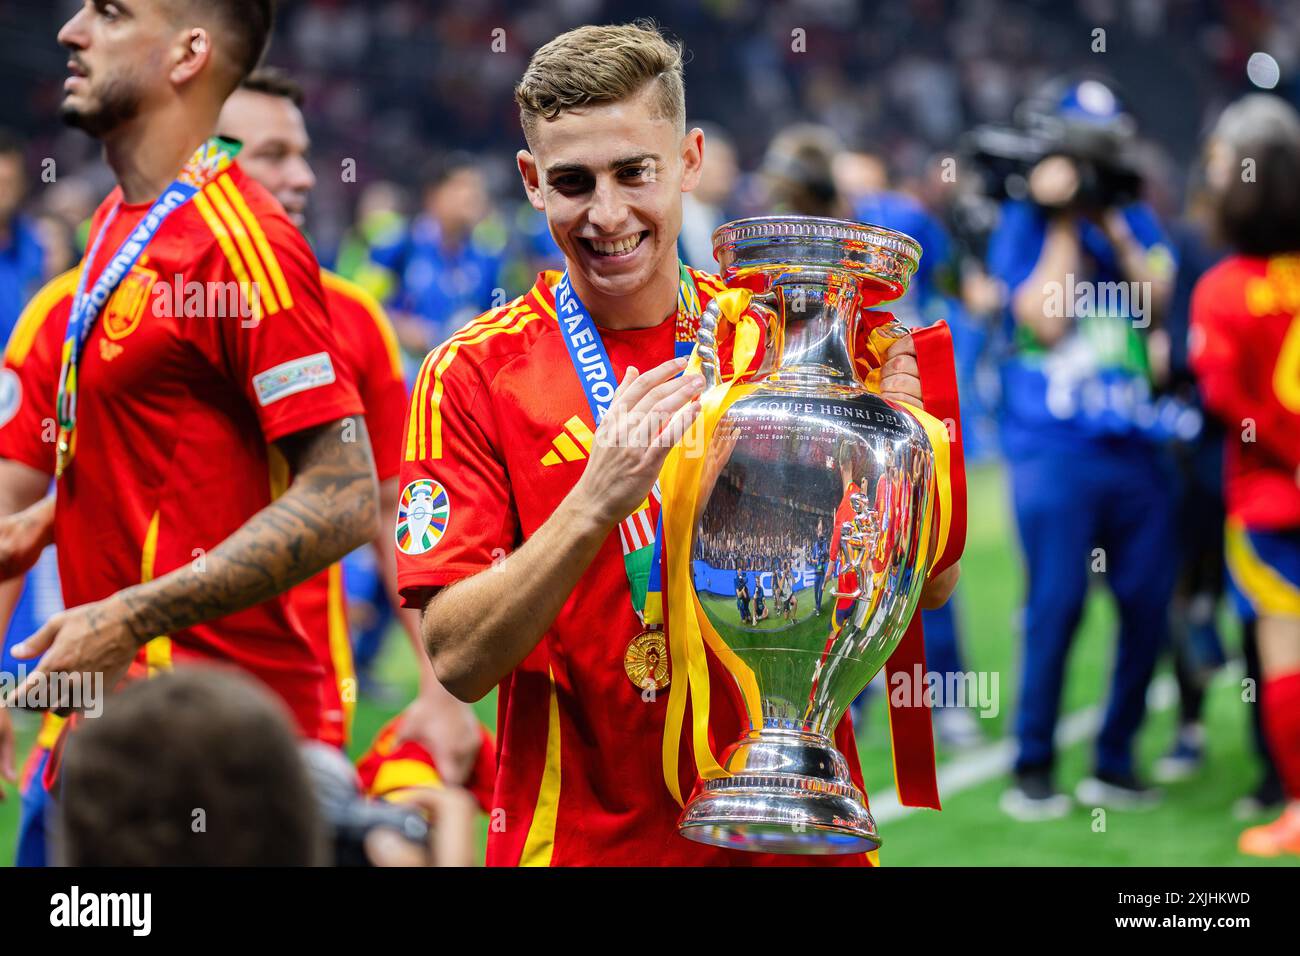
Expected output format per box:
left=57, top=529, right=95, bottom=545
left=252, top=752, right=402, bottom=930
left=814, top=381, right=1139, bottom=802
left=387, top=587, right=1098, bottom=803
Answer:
left=396, top=478, right=449, bottom=556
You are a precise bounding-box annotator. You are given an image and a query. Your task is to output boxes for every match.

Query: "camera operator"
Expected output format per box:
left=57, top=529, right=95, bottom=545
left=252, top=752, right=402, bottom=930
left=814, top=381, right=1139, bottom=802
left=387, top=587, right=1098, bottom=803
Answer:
left=988, top=80, right=1179, bottom=820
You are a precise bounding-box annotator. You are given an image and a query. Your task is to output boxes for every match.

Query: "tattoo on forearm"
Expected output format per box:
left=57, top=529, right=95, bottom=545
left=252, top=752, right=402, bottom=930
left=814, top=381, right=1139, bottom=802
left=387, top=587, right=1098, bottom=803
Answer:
left=120, top=419, right=378, bottom=641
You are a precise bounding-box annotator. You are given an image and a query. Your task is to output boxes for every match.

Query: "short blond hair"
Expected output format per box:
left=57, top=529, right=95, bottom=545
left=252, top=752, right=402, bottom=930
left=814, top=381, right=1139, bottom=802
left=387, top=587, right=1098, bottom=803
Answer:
left=515, top=21, right=685, bottom=144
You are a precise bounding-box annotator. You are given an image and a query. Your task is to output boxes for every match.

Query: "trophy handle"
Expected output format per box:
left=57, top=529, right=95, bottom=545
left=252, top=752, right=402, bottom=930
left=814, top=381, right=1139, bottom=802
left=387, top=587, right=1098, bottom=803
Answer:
left=697, top=291, right=780, bottom=389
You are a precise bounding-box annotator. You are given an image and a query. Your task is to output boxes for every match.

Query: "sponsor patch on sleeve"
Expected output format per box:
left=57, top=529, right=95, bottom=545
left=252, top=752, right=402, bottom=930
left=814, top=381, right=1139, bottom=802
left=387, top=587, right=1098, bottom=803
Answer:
left=252, top=352, right=336, bottom=407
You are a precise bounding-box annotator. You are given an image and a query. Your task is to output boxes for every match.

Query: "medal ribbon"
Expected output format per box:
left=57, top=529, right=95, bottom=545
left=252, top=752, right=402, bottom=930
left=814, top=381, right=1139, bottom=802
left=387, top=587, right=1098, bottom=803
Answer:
left=658, top=288, right=765, bottom=805
left=553, top=263, right=698, bottom=626
left=55, top=137, right=239, bottom=477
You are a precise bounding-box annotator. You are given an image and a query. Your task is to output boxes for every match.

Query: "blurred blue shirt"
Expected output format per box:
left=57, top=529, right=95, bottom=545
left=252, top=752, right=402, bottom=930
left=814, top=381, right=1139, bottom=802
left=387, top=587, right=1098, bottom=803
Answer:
left=986, top=200, right=1173, bottom=459
left=0, top=216, right=45, bottom=347
left=369, top=215, right=505, bottom=347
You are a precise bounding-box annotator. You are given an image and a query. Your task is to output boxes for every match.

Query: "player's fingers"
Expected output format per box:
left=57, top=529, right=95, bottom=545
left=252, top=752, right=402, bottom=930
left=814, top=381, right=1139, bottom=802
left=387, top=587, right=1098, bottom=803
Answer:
left=883, top=333, right=917, bottom=359
left=614, top=357, right=688, bottom=410
left=883, top=382, right=925, bottom=408
left=651, top=399, right=702, bottom=450
left=641, top=370, right=705, bottom=413
left=880, top=374, right=923, bottom=399
left=630, top=373, right=704, bottom=438
left=11, top=614, right=60, bottom=660
left=880, top=352, right=919, bottom=377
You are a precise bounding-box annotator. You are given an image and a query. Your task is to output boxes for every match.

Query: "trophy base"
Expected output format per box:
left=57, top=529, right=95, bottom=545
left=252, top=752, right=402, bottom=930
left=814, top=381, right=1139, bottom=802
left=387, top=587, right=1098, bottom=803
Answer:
left=677, top=727, right=879, bottom=855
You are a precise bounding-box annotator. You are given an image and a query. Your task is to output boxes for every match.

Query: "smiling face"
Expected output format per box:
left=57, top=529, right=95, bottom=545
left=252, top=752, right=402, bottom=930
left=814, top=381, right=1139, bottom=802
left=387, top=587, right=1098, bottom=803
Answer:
left=218, top=88, right=316, bottom=227
left=517, top=83, right=703, bottom=305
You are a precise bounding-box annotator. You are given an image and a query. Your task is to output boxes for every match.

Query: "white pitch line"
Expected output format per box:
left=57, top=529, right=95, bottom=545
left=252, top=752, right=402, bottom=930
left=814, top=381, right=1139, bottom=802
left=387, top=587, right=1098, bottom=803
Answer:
left=869, top=668, right=1222, bottom=824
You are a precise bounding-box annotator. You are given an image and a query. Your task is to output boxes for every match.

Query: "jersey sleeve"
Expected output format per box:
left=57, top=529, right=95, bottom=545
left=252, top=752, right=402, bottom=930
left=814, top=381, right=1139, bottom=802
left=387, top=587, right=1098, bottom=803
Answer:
left=345, top=286, right=408, bottom=482
left=395, top=346, right=518, bottom=607
left=1190, top=265, right=1300, bottom=473
left=192, top=213, right=364, bottom=444
left=0, top=275, right=73, bottom=476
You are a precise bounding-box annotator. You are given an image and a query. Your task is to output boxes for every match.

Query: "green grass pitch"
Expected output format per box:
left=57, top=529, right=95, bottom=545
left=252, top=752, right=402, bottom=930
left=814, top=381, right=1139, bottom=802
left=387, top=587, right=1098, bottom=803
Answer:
left=2, top=463, right=1294, bottom=866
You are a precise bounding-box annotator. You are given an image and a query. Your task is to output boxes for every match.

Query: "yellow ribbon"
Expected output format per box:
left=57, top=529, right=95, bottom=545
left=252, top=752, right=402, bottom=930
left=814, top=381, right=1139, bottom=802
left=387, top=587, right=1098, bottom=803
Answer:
left=659, top=289, right=764, bottom=806
left=657, top=293, right=956, bottom=808
left=897, top=402, right=953, bottom=574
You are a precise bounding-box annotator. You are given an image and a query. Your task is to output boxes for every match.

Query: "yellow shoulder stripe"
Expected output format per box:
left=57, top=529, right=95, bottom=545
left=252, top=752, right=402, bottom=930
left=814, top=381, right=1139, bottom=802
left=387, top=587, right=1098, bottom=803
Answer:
left=193, top=190, right=268, bottom=320
left=216, top=174, right=294, bottom=310
left=202, top=181, right=281, bottom=313
left=5, top=269, right=79, bottom=365
left=321, top=269, right=403, bottom=379
left=406, top=302, right=541, bottom=461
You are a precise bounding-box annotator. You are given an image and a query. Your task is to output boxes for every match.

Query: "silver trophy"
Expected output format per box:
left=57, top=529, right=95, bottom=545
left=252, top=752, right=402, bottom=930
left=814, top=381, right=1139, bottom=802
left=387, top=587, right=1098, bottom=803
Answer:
left=677, top=216, right=936, bottom=854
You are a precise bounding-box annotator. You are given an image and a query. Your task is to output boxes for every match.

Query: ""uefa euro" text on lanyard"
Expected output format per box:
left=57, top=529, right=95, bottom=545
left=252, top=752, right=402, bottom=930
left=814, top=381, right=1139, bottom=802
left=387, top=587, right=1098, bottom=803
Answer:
left=55, top=137, right=239, bottom=477
left=553, top=267, right=697, bottom=637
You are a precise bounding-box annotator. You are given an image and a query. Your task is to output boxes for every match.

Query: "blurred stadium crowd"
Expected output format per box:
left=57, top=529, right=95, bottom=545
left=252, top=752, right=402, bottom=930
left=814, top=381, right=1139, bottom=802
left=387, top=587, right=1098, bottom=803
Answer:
left=4, top=0, right=1300, bottom=864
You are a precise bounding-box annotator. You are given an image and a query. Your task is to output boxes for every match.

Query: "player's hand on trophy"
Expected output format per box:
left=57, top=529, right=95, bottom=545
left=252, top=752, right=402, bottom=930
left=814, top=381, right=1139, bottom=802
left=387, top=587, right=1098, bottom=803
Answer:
left=878, top=336, right=925, bottom=409
left=578, top=357, right=704, bottom=527
left=3, top=593, right=140, bottom=714
left=396, top=690, right=481, bottom=786
left=0, top=494, right=54, bottom=583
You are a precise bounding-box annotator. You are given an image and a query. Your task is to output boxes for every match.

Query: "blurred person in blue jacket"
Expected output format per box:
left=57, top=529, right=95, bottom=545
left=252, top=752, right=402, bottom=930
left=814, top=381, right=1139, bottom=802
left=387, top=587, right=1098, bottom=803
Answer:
left=987, top=80, right=1178, bottom=820
left=368, top=155, right=505, bottom=356
left=0, top=131, right=46, bottom=348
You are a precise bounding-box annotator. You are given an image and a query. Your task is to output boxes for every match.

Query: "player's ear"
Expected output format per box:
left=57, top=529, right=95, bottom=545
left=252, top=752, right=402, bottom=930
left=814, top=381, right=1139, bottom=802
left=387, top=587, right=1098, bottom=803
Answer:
left=680, top=128, right=705, bottom=194
left=517, top=150, right=545, bottom=213
left=170, top=26, right=212, bottom=88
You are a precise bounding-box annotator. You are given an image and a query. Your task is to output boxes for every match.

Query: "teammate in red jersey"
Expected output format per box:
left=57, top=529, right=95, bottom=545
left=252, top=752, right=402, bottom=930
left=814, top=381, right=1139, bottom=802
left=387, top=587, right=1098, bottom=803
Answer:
left=216, top=69, right=488, bottom=776
left=1190, top=95, right=1300, bottom=857
left=0, top=0, right=376, bottom=789
left=396, top=23, right=957, bottom=866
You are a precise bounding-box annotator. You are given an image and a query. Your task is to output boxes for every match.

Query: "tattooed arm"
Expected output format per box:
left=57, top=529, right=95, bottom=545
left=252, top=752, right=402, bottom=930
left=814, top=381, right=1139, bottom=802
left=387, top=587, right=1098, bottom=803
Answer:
left=3, top=419, right=379, bottom=711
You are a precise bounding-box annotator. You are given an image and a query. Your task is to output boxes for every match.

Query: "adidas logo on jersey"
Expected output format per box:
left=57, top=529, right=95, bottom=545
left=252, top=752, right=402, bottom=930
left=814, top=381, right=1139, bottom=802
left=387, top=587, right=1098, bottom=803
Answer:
left=541, top=415, right=595, bottom=466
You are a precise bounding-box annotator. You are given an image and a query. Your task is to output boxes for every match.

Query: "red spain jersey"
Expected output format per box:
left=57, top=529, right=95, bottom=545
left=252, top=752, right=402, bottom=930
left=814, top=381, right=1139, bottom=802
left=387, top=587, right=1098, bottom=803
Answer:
left=290, top=269, right=408, bottom=746
left=396, top=270, right=870, bottom=867
left=1190, top=254, right=1300, bottom=531
left=0, top=162, right=363, bottom=740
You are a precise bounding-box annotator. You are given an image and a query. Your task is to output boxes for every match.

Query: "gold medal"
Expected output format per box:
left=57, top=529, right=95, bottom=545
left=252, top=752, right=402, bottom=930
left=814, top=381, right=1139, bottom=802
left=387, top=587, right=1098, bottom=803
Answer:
left=55, top=432, right=70, bottom=479
left=625, top=628, right=669, bottom=692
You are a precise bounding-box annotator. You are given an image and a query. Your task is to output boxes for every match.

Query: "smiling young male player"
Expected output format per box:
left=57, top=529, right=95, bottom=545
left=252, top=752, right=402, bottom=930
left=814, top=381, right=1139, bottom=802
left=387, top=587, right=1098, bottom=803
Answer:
left=395, top=22, right=957, bottom=866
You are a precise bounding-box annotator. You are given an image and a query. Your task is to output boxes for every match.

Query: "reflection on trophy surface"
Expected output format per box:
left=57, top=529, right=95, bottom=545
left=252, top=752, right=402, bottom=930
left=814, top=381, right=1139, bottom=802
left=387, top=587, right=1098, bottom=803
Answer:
left=677, top=215, right=938, bottom=854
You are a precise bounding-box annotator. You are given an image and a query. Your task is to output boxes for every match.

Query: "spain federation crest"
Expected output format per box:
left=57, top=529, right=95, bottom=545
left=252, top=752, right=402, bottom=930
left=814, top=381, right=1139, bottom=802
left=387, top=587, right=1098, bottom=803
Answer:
left=103, top=265, right=157, bottom=341
left=395, top=478, right=449, bottom=556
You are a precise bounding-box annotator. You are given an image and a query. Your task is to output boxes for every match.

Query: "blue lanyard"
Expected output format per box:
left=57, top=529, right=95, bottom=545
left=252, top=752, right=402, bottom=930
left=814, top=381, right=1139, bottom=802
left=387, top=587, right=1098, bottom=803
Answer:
left=553, top=266, right=698, bottom=621
left=56, top=182, right=198, bottom=431
left=54, top=137, right=238, bottom=476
